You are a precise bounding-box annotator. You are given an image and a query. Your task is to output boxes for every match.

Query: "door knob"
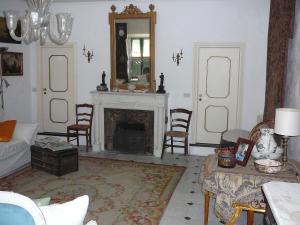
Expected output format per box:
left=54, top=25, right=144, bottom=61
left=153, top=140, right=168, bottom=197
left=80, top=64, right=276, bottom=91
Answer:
left=43, top=88, right=47, bottom=95
left=199, top=94, right=202, bottom=101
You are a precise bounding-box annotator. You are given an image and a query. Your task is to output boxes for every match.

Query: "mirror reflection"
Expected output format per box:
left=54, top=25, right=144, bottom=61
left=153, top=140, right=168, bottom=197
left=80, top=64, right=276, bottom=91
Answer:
left=115, top=19, right=150, bottom=86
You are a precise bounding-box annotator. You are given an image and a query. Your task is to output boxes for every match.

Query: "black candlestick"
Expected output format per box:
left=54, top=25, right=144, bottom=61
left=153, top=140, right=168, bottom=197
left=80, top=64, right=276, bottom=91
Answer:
left=156, top=73, right=166, bottom=94
left=97, top=71, right=108, bottom=91
left=101, top=71, right=106, bottom=85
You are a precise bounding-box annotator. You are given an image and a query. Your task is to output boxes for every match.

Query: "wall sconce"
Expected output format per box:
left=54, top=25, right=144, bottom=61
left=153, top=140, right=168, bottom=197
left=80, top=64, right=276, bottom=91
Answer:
left=83, top=45, right=94, bottom=63
left=172, top=49, right=183, bottom=66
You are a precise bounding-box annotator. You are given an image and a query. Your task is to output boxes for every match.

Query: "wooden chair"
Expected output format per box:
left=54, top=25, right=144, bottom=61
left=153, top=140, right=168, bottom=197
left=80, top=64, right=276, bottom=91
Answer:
left=161, top=108, right=192, bottom=159
left=67, top=104, right=94, bottom=152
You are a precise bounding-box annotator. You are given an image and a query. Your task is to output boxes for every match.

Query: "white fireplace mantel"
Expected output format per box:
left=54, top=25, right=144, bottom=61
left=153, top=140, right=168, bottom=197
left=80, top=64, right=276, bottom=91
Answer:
left=91, top=91, right=169, bottom=157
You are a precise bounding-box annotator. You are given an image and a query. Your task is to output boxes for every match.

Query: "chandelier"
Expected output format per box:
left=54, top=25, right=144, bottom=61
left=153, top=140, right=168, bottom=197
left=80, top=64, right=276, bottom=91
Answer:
left=5, top=0, right=73, bottom=45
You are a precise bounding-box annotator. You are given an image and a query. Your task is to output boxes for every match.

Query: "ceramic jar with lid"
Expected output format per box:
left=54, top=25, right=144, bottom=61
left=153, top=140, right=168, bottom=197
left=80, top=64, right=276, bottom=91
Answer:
left=251, top=128, right=283, bottom=160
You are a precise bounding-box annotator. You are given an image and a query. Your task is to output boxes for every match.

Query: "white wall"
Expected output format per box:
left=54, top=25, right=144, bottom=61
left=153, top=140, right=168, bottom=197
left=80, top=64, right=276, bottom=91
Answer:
left=50, top=0, right=270, bottom=130
left=0, top=0, right=37, bottom=122
left=1, top=0, right=270, bottom=133
left=285, top=0, right=300, bottom=161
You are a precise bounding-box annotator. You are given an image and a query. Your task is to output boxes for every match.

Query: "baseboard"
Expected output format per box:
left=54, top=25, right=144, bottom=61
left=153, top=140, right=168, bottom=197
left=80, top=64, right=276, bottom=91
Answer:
left=189, top=146, right=215, bottom=156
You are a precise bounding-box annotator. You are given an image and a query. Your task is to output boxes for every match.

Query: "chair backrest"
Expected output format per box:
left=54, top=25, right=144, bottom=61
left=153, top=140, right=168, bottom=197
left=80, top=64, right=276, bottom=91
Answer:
left=169, top=108, right=192, bottom=132
left=75, top=104, right=94, bottom=128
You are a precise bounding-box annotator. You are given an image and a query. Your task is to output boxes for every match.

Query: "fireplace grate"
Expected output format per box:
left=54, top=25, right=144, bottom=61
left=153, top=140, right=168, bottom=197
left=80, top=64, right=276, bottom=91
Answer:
left=113, top=122, right=146, bottom=154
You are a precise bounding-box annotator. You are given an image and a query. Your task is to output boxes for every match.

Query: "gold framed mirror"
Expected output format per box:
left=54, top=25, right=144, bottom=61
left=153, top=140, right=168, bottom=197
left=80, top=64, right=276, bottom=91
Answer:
left=109, top=4, right=156, bottom=92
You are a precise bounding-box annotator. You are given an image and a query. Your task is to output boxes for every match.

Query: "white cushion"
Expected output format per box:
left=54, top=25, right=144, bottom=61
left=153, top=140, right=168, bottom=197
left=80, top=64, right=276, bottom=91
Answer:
left=32, top=197, right=51, bottom=207
left=13, top=123, right=39, bottom=145
left=40, top=195, right=89, bottom=225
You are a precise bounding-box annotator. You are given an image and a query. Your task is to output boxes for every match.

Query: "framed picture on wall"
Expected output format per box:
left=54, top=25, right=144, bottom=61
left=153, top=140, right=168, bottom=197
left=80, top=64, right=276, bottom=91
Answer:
left=0, top=17, right=21, bottom=44
left=1, top=52, right=23, bottom=76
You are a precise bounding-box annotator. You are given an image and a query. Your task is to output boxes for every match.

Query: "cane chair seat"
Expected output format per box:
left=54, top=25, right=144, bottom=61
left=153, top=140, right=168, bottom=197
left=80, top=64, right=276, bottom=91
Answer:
left=68, top=124, right=90, bottom=130
left=165, top=131, right=189, bottom=138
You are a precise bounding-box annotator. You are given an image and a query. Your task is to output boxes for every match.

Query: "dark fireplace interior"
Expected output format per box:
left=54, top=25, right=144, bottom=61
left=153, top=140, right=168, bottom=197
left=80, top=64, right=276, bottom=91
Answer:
left=104, top=108, right=154, bottom=154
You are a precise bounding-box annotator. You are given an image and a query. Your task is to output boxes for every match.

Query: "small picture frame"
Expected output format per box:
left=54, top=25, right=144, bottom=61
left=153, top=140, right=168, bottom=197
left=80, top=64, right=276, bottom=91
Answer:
left=0, top=17, right=21, bottom=44
left=1, top=52, right=23, bottom=76
left=234, top=138, right=254, bottom=167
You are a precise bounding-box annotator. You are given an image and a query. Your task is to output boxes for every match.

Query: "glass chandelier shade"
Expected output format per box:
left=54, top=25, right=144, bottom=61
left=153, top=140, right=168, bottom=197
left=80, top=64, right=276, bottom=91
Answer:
left=5, top=0, right=73, bottom=45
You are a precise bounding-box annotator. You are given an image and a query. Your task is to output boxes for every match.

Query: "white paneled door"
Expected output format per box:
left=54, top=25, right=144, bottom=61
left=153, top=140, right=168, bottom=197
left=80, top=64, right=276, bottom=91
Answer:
left=40, top=45, right=75, bottom=133
left=193, top=45, right=242, bottom=144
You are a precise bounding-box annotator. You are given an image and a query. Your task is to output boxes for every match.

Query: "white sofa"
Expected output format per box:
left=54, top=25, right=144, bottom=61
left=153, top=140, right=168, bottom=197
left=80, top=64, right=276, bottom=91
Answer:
left=0, top=123, right=38, bottom=178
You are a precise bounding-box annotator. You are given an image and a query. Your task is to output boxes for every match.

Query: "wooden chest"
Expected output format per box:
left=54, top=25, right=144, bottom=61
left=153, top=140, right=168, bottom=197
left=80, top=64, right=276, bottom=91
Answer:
left=31, top=145, right=78, bottom=176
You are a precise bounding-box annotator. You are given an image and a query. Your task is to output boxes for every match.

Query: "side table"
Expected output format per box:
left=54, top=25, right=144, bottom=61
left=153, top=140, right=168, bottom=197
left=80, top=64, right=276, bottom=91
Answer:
left=31, top=145, right=78, bottom=176
left=200, top=154, right=300, bottom=225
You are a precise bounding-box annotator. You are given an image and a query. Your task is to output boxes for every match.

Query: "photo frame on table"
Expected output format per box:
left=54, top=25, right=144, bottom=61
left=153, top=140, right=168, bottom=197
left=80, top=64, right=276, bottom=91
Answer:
left=234, top=138, right=254, bottom=167
left=1, top=52, right=23, bottom=76
left=0, top=17, right=21, bottom=44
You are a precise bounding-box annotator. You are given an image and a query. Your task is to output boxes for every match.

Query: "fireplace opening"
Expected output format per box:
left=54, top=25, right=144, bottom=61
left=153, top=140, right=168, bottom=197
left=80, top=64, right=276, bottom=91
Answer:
left=113, top=122, right=145, bottom=154
left=104, top=108, right=154, bottom=155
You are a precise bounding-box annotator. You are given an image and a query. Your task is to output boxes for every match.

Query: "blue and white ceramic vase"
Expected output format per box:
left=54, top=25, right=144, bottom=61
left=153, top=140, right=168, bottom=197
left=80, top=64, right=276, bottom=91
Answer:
left=251, top=128, right=283, bottom=160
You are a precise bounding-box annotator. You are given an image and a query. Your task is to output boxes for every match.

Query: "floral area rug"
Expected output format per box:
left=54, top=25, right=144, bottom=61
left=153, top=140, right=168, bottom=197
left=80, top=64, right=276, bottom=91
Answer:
left=0, top=156, right=185, bottom=225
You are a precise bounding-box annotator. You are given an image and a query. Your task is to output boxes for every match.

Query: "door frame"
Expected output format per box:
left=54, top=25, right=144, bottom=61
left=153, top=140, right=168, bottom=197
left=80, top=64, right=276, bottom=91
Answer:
left=191, top=42, right=245, bottom=144
left=37, top=43, right=77, bottom=132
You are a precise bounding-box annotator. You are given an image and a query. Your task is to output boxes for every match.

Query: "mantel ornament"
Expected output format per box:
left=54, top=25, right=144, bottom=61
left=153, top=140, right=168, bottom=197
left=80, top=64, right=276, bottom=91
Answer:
left=156, top=73, right=166, bottom=94
left=97, top=71, right=108, bottom=91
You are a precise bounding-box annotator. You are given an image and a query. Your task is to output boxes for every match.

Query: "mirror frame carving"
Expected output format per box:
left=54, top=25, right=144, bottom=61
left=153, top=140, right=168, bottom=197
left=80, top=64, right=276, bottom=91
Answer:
left=109, top=4, right=156, bottom=92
